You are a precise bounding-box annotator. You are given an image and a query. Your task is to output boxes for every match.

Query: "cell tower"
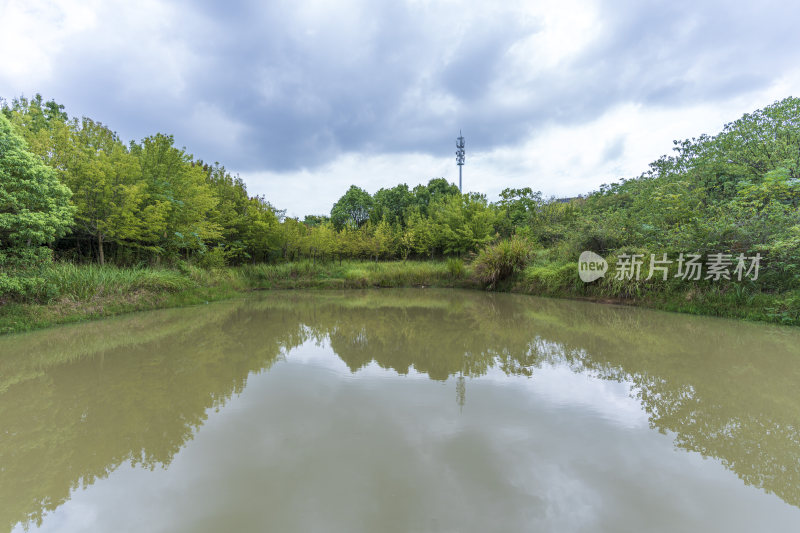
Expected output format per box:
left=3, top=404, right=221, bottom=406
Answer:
left=456, top=373, right=466, bottom=413
left=455, top=130, right=465, bottom=192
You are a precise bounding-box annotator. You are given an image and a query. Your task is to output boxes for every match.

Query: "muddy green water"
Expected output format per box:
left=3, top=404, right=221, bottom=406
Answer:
left=1, top=289, right=799, bottom=532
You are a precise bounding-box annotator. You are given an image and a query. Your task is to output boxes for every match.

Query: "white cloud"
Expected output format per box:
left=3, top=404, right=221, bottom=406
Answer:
left=2, top=0, right=800, bottom=215
left=0, top=0, right=99, bottom=83
left=241, top=66, right=800, bottom=215
left=242, top=151, right=454, bottom=217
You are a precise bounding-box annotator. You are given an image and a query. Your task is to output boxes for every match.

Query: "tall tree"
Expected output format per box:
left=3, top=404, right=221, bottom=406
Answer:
left=66, top=118, right=144, bottom=265
left=0, top=114, right=74, bottom=266
left=411, top=178, right=460, bottom=216
left=203, top=163, right=253, bottom=264
left=331, top=185, right=373, bottom=230
left=241, top=196, right=281, bottom=262
left=131, top=134, right=222, bottom=259
left=371, top=184, right=413, bottom=226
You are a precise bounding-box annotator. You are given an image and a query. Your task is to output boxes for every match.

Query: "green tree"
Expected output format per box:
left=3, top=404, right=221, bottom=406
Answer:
left=403, top=208, right=435, bottom=258
left=497, top=187, right=542, bottom=234
left=371, top=184, right=413, bottom=226
left=430, top=193, right=496, bottom=256
left=66, top=118, right=144, bottom=265
left=331, top=185, right=373, bottom=230
left=131, top=134, right=222, bottom=260
left=275, top=217, right=307, bottom=261
left=0, top=114, right=74, bottom=266
left=303, top=214, right=330, bottom=227
left=372, top=219, right=397, bottom=259
left=303, top=221, right=337, bottom=262
left=2, top=94, right=71, bottom=164
left=411, top=178, right=460, bottom=216
left=202, top=163, right=254, bottom=264
left=241, top=196, right=281, bottom=262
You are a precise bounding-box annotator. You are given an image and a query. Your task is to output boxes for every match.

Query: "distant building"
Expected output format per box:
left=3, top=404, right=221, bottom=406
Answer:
left=554, top=196, right=580, bottom=204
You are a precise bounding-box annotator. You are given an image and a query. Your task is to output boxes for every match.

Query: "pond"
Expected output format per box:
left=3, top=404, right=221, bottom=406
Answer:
left=1, top=289, right=799, bottom=532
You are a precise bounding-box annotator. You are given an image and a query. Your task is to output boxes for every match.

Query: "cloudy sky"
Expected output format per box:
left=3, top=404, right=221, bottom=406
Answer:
left=2, top=0, right=799, bottom=216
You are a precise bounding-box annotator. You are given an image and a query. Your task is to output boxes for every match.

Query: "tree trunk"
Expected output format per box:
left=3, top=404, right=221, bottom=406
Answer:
left=98, top=233, right=105, bottom=266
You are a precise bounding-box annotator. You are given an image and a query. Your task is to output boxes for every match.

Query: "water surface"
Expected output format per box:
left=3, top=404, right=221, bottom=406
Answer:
left=1, top=289, right=799, bottom=532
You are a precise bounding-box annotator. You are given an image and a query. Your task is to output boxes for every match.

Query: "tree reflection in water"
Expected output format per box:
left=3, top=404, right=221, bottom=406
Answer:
left=1, top=289, right=798, bottom=531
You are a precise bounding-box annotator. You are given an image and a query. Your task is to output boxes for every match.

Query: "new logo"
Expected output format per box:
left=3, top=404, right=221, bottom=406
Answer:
left=578, top=251, right=607, bottom=282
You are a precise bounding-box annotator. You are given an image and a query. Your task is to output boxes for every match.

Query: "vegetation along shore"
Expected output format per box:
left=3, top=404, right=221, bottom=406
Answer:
left=1, top=95, right=798, bottom=334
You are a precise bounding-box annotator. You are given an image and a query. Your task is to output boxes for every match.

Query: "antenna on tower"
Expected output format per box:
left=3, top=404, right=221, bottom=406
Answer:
left=455, top=130, right=465, bottom=193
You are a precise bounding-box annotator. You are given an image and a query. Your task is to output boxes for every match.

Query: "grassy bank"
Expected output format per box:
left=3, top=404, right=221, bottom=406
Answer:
left=1, top=258, right=797, bottom=335
left=0, top=261, right=476, bottom=335
left=516, top=258, right=800, bottom=326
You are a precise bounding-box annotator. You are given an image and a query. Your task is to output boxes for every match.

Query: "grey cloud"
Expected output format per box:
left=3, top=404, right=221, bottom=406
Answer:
left=602, top=136, right=625, bottom=163
left=4, top=0, right=800, bottom=176
left=573, top=0, right=798, bottom=108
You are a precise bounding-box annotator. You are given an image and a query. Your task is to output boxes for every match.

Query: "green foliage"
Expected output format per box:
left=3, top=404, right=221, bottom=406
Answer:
left=240, top=196, right=281, bottom=263
left=41, top=263, right=193, bottom=301
left=371, top=184, right=413, bottom=226
left=522, top=262, right=577, bottom=294
left=429, top=193, right=498, bottom=256
left=64, top=118, right=145, bottom=264
left=303, top=214, right=329, bottom=227
left=0, top=272, right=49, bottom=301
left=331, top=185, right=373, bottom=230
left=496, top=187, right=542, bottom=236
left=3, top=96, right=285, bottom=267
left=2, top=92, right=800, bottom=326
left=411, top=177, right=460, bottom=216
left=197, top=247, right=228, bottom=269
left=132, top=133, right=223, bottom=257
left=473, top=236, right=531, bottom=289
left=0, top=113, right=74, bottom=265
left=446, top=257, right=465, bottom=278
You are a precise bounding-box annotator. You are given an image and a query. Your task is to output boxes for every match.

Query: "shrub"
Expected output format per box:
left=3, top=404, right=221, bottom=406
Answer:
left=38, top=263, right=194, bottom=301
left=344, top=268, right=369, bottom=287
left=446, top=257, right=465, bottom=278
left=0, top=273, right=50, bottom=301
left=522, top=262, right=576, bottom=294
left=197, top=247, right=228, bottom=269
left=473, top=236, right=531, bottom=289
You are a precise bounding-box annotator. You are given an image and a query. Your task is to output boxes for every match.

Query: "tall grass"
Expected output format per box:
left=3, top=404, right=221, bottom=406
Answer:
left=446, top=257, right=466, bottom=278
left=40, top=263, right=195, bottom=301
left=237, top=260, right=325, bottom=284
left=522, top=262, right=577, bottom=294
left=235, top=259, right=465, bottom=289
left=473, top=237, right=532, bottom=289
left=2, top=257, right=797, bottom=336
left=1, top=260, right=469, bottom=306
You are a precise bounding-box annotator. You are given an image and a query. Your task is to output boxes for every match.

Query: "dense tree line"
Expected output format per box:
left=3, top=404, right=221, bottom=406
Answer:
left=2, top=94, right=799, bottom=295
left=563, top=97, right=800, bottom=292
left=0, top=95, right=516, bottom=267
left=1, top=95, right=281, bottom=267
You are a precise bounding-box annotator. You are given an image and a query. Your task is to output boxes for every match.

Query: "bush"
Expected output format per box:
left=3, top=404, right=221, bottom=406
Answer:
left=522, top=262, right=577, bottom=294
left=446, top=257, right=465, bottom=278
left=473, top=236, right=531, bottom=289
left=0, top=273, right=51, bottom=301
left=37, top=263, right=194, bottom=301
left=343, top=268, right=370, bottom=287
left=197, top=247, right=228, bottom=269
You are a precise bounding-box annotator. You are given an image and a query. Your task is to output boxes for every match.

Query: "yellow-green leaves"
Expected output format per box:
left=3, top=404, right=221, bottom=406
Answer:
left=0, top=114, right=74, bottom=264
